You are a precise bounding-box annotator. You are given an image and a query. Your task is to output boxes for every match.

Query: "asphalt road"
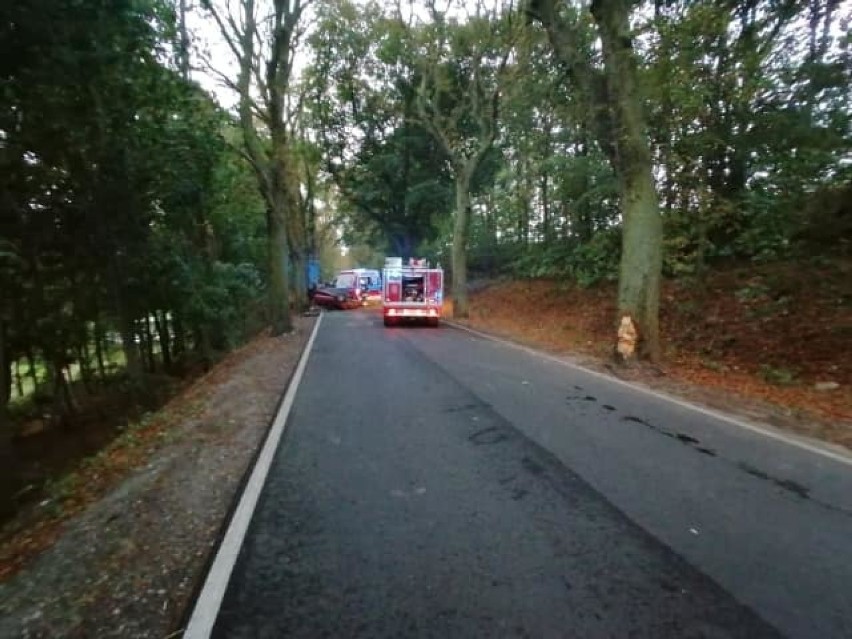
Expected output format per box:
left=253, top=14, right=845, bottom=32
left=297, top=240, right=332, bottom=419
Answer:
left=210, top=310, right=852, bottom=638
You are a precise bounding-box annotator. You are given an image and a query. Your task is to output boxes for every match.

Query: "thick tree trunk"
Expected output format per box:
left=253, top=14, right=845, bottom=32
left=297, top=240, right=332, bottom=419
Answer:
left=233, top=0, right=297, bottom=336
left=287, top=156, right=309, bottom=313
left=591, top=0, right=663, bottom=362
left=292, top=251, right=308, bottom=312
left=451, top=170, right=473, bottom=319
left=267, top=198, right=292, bottom=334
left=264, top=100, right=294, bottom=332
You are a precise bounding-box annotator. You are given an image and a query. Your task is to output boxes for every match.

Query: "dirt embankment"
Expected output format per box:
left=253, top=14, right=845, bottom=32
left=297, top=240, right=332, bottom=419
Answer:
left=450, top=259, right=852, bottom=449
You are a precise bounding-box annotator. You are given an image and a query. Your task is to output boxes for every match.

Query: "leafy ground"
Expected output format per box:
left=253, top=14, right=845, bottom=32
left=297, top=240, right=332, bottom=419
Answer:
left=0, top=317, right=315, bottom=638
left=449, top=258, right=852, bottom=449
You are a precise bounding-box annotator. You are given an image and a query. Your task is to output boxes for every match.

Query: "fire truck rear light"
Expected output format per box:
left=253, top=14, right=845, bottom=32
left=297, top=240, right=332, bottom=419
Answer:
left=429, top=309, right=437, bottom=316
left=388, top=309, right=396, bottom=316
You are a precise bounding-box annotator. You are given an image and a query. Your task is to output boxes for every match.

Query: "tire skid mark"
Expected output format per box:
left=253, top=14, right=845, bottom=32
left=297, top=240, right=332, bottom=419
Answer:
left=620, top=417, right=852, bottom=518
left=621, top=415, right=717, bottom=458
left=737, top=462, right=810, bottom=500
left=469, top=426, right=509, bottom=446
left=444, top=402, right=486, bottom=414
left=566, top=394, right=597, bottom=403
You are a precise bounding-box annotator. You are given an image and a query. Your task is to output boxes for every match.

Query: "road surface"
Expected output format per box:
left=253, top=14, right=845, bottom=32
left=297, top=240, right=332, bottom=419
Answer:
left=205, top=310, right=852, bottom=638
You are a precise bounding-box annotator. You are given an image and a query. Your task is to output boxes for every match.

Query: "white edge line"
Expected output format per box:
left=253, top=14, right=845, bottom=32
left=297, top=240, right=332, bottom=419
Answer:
left=183, top=314, right=323, bottom=638
left=445, top=320, right=852, bottom=468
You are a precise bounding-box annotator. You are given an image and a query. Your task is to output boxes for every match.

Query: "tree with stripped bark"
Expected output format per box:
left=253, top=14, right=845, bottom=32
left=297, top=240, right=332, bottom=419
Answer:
left=528, top=0, right=662, bottom=361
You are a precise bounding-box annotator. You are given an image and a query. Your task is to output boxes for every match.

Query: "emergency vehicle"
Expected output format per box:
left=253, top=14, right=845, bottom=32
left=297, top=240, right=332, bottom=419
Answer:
left=332, top=268, right=382, bottom=305
left=382, top=257, right=444, bottom=327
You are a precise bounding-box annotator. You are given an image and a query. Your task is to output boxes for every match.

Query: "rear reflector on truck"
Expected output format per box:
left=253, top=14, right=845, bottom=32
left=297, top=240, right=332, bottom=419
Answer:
left=386, top=308, right=438, bottom=317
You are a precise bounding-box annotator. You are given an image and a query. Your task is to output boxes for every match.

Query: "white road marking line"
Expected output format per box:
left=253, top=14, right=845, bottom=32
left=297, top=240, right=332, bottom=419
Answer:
left=183, top=314, right=323, bottom=638
left=445, top=321, right=852, bottom=468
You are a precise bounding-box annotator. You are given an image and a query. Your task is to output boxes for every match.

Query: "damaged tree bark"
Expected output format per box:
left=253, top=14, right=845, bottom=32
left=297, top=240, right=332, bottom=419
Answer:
left=529, top=0, right=663, bottom=362
left=590, top=0, right=663, bottom=362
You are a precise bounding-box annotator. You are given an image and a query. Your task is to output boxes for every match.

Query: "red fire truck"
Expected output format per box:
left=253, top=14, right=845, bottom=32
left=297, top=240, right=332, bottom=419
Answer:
left=382, top=257, right=444, bottom=327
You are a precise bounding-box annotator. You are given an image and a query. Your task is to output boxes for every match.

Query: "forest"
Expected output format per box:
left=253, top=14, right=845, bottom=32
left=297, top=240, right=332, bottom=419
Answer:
left=1, top=0, right=850, bottom=517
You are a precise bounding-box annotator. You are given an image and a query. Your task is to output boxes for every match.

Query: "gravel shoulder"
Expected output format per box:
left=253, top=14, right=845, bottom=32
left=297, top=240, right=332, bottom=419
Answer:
left=0, top=316, right=315, bottom=639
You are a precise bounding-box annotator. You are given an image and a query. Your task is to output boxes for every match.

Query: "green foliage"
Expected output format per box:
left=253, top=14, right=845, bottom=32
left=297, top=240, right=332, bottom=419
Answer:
left=509, top=229, right=621, bottom=288
left=758, top=364, right=798, bottom=386
left=0, top=0, right=269, bottom=430
left=645, top=0, right=851, bottom=270
left=305, top=0, right=455, bottom=256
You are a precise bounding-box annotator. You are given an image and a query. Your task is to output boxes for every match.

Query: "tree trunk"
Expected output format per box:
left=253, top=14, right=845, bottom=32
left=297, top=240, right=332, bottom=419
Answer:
left=143, top=314, right=156, bottom=372
left=14, top=359, right=23, bottom=397
left=522, top=157, right=532, bottom=243
left=287, top=154, right=309, bottom=313
left=591, top=0, right=663, bottom=362
left=0, top=319, right=16, bottom=518
left=154, top=311, right=171, bottom=371
left=694, top=192, right=710, bottom=284
left=451, top=170, right=473, bottom=319
left=94, top=321, right=107, bottom=382
left=178, top=0, right=190, bottom=79
left=172, top=313, right=186, bottom=358
left=261, top=115, right=294, bottom=333
left=541, top=172, right=551, bottom=244
left=120, top=314, right=142, bottom=381
left=267, top=198, right=292, bottom=334
left=26, top=349, right=38, bottom=389
left=194, top=323, right=211, bottom=369
left=292, top=250, right=308, bottom=312
left=234, top=0, right=296, bottom=336
left=109, top=254, right=143, bottom=380
left=541, top=121, right=553, bottom=244
left=49, top=358, right=75, bottom=419
left=0, top=321, right=11, bottom=421
left=576, top=139, right=594, bottom=243
left=77, top=341, right=94, bottom=394
left=59, top=365, right=75, bottom=416
left=516, top=171, right=528, bottom=244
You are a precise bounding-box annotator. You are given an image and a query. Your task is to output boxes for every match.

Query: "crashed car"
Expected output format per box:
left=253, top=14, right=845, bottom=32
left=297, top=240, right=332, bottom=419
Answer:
left=310, top=283, right=361, bottom=310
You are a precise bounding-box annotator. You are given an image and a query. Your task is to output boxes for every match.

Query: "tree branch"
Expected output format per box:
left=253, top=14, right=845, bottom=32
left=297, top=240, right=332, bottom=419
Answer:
left=200, top=0, right=244, bottom=63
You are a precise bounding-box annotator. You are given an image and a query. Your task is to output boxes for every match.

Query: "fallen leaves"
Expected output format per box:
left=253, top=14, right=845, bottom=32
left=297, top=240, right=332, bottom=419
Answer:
left=455, top=259, right=851, bottom=447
